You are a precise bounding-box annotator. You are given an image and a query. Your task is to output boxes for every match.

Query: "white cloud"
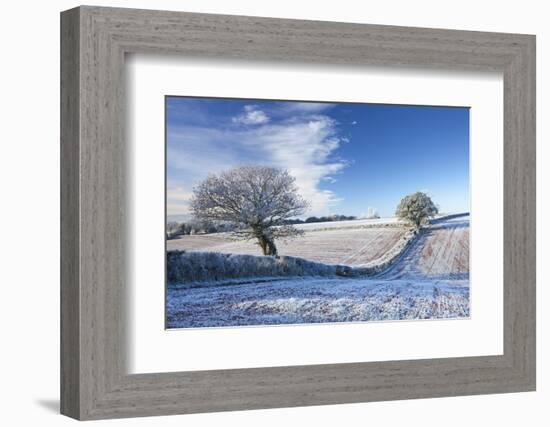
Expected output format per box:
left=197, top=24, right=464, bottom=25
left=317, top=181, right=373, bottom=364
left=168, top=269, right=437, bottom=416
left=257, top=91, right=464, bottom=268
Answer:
left=240, top=117, right=347, bottom=216
left=276, top=102, right=335, bottom=114
left=232, top=105, right=270, bottom=125
left=168, top=110, right=348, bottom=217
left=166, top=183, right=193, bottom=216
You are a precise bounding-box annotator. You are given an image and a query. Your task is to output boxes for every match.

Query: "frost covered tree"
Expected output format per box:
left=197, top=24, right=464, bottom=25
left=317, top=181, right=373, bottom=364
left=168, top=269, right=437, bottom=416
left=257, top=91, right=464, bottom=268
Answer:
left=395, top=192, right=438, bottom=228
left=190, top=166, right=309, bottom=256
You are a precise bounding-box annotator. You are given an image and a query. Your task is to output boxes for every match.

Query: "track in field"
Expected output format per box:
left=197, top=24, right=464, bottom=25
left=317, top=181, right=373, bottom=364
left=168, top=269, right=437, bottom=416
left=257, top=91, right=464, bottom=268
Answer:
left=375, top=215, right=469, bottom=280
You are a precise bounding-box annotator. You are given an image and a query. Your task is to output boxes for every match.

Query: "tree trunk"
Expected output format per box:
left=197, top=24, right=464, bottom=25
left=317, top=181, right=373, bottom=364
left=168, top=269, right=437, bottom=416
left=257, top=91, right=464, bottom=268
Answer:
left=265, top=237, right=278, bottom=256
left=256, top=234, right=277, bottom=256
left=257, top=236, right=268, bottom=255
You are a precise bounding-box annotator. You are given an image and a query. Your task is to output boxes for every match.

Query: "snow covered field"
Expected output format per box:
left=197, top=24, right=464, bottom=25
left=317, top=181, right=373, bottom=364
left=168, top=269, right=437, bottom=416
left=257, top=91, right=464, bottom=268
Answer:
left=378, top=215, right=469, bottom=280
left=294, top=216, right=402, bottom=231
left=167, top=215, right=470, bottom=328
left=167, top=278, right=469, bottom=328
left=168, top=219, right=405, bottom=267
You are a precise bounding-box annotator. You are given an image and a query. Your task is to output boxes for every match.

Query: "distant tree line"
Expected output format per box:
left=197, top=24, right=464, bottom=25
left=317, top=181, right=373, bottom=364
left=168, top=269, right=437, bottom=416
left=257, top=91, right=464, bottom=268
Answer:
left=278, top=214, right=357, bottom=225
left=167, top=213, right=359, bottom=240
left=166, top=220, right=238, bottom=239
left=303, top=214, right=357, bottom=223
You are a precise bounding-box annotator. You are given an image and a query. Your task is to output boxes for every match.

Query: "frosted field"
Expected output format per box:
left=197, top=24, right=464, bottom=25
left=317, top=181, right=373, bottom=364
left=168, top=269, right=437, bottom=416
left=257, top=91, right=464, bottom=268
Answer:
left=378, top=215, right=469, bottom=280
left=167, top=278, right=469, bottom=328
left=167, top=215, right=470, bottom=328
left=168, top=219, right=405, bottom=266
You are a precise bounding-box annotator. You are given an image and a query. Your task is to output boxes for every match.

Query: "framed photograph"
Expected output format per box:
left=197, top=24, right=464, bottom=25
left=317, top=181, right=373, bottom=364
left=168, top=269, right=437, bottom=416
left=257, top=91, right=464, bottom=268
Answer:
left=61, top=6, right=536, bottom=420
left=164, top=96, right=471, bottom=329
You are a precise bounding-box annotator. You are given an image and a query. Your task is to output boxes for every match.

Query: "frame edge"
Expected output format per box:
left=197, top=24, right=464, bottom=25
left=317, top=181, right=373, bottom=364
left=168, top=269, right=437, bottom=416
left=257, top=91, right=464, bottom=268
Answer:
left=60, top=6, right=82, bottom=420
left=61, top=5, right=537, bottom=420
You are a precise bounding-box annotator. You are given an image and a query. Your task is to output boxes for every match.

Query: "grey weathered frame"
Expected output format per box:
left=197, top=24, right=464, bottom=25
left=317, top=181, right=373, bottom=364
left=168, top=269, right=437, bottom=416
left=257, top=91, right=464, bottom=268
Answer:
left=60, top=5, right=536, bottom=420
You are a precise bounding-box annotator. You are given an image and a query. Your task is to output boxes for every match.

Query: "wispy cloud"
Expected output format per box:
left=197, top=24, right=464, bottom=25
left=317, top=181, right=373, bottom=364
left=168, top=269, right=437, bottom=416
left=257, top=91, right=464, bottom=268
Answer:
left=166, top=183, right=193, bottom=215
left=239, top=117, right=347, bottom=215
left=275, top=102, right=335, bottom=115
left=232, top=105, right=270, bottom=125
left=167, top=101, right=348, bottom=217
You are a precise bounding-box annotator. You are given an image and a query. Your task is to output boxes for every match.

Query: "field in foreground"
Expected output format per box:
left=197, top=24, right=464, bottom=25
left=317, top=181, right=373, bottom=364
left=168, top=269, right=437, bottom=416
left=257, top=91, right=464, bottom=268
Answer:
left=167, top=215, right=470, bottom=328
left=167, top=278, right=469, bottom=328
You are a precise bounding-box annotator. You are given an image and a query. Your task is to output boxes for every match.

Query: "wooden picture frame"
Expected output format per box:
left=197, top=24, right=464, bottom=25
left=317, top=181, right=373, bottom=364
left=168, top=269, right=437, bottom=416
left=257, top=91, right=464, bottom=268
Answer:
left=60, top=5, right=536, bottom=420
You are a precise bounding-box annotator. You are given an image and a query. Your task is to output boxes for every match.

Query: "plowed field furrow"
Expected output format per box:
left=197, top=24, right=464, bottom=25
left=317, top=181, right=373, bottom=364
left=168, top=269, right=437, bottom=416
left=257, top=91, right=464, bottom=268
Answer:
left=377, top=215, right=469, bottom=280
left=168, top=226, right=405, bottom=267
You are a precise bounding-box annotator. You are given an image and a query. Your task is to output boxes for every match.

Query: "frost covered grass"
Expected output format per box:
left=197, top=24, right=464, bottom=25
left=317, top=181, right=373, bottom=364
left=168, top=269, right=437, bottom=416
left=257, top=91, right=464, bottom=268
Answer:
left=167, top=277, right=469, bottom=328
left=167, top=250, right=337, bottom=284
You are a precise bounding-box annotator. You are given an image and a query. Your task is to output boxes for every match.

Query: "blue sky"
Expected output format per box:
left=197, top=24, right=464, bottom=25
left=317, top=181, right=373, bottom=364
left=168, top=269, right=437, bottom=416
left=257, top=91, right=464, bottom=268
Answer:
left=166, top=97, right=469, bottom=219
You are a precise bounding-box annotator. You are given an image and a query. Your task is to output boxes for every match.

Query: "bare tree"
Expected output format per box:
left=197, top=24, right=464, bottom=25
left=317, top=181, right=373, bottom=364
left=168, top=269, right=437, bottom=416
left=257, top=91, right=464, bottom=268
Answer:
left=395, top=191, right=438, bottom=228
left=190, top=166, right=309, bottom=256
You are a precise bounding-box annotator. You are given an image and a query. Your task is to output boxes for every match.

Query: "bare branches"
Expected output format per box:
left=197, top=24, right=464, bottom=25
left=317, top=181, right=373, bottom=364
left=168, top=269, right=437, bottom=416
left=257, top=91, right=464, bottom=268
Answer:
left=190, top=166, right=309, bottom=255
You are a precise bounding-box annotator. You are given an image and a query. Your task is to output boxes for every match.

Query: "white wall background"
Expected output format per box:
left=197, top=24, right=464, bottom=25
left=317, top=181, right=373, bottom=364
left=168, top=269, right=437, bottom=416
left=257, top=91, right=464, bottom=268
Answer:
left=0, top=0, right=546, bottom=425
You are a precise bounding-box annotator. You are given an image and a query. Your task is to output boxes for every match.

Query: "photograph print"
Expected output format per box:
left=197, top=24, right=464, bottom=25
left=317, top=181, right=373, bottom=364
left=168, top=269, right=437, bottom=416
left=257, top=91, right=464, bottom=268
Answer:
left=165, top=96, right=470, bottom=329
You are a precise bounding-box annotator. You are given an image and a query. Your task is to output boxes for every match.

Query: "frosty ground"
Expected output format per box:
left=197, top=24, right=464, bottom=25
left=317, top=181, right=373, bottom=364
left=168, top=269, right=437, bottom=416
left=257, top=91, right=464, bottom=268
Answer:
left=168, top=218, right=405, bottom=267
left=167, top=215, right=470, bottom=328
